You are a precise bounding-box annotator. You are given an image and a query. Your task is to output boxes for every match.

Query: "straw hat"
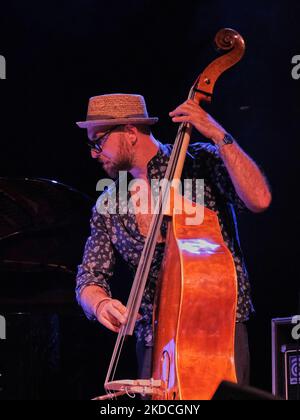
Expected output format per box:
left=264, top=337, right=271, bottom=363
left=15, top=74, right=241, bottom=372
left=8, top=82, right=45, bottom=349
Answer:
left=76, top=93, right=158, bottom=128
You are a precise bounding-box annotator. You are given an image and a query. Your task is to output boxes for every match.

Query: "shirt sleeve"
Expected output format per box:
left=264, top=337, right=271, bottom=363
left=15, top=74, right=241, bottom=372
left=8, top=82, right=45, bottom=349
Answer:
left=75, top=205, right=115, bottom=318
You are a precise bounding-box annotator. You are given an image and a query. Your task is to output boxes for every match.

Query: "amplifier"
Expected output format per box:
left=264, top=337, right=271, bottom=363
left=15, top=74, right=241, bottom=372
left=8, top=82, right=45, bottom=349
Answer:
left=272, top=317, right=300, bottom=400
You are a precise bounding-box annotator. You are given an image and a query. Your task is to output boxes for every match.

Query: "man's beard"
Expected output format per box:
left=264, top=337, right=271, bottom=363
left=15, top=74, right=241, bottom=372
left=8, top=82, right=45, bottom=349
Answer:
left=101, top=139, right=134, bottom=178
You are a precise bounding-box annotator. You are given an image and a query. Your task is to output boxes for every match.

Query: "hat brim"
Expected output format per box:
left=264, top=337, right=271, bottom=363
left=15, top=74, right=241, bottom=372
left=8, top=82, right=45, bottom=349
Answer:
left=76, top=117, right=158, bottom=129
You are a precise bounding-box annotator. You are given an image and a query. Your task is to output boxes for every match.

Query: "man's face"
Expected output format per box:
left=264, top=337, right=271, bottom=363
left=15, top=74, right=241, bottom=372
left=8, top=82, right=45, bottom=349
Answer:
left=87, top=125, right=135, bottom=178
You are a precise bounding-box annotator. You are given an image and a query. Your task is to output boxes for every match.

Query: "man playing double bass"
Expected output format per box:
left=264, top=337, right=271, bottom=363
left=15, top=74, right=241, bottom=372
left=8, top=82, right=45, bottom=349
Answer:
left=76, top=93, right=271, bottom=387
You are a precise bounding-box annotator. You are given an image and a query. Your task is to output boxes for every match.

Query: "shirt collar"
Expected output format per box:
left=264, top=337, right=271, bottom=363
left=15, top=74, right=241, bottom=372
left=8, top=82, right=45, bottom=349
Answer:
left=147, top=141, right=171, bottom=179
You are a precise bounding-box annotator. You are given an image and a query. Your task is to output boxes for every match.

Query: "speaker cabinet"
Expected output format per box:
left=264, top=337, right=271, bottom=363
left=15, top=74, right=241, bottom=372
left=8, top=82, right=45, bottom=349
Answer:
left=272, top=317, right=300, bottom=400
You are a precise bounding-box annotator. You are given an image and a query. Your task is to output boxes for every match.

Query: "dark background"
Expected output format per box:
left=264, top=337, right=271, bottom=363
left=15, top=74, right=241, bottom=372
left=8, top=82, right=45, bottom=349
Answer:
left=0, top=0, right=299, bottom=398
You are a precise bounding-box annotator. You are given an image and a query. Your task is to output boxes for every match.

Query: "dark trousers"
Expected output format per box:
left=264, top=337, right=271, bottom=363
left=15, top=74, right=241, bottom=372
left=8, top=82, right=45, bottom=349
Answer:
left=136, top=323, right=250, bottom=387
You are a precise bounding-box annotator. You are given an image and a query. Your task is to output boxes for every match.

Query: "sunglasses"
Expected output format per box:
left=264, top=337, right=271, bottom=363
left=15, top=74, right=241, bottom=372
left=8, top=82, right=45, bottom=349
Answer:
left=87, top=125, right=122, bottom=153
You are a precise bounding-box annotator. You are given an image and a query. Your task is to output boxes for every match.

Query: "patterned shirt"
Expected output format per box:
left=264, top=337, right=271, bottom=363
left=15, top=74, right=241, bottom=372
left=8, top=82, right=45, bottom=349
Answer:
left=76, top=141, right=254, bottom=346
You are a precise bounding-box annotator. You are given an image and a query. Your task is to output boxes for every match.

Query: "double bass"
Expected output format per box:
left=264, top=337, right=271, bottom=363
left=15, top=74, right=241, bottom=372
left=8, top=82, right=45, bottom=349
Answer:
left=96, top=28, right=245, bottom=400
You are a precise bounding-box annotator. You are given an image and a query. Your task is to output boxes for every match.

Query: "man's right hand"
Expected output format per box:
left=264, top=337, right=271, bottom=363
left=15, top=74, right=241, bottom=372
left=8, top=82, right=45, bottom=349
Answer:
left=80, top=285, right=141, bottom=333
left=95, top=298, right=129, bottom=333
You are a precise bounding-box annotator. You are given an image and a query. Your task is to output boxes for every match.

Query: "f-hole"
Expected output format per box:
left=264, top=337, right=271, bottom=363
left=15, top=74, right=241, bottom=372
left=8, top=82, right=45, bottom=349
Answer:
left=161, top=350, right=171, bottom=388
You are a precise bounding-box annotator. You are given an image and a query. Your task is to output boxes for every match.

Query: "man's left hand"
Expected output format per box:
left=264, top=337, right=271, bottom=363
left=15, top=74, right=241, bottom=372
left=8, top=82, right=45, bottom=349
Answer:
left=169, top=99, right=226, bottom=144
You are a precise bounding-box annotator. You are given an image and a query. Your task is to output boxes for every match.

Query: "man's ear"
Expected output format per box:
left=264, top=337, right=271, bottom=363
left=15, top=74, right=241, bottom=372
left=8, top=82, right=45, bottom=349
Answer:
left=124, top=124, right=138, bottom=145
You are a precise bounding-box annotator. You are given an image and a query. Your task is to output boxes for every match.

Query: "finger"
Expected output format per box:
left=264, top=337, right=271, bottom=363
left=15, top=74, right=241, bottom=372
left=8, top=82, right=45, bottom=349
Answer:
left=103, top=311, right=127, bottom=330
left=169, top=106, right=191, bottom=117
left=169, top=100, right=199, bottom=116
left=185, top=99, right=204, bottom=111
left=187, top=99, right=200, bottom=107
left=107, top=305, right=128, bottom=324
left=169, top=110, right=190, bottom=118
left=112, top=300, right=128, bottom=316
left=171, top=115, right=192, bottom=123
left=108, top=317, right=122, bottom=329
left=99, top=316, right=120, bottom=333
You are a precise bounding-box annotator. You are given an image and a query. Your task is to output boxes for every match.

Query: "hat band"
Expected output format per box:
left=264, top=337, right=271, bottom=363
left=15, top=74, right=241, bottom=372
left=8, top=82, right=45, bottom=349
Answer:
left=87, top=113, right=149, bottom=121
